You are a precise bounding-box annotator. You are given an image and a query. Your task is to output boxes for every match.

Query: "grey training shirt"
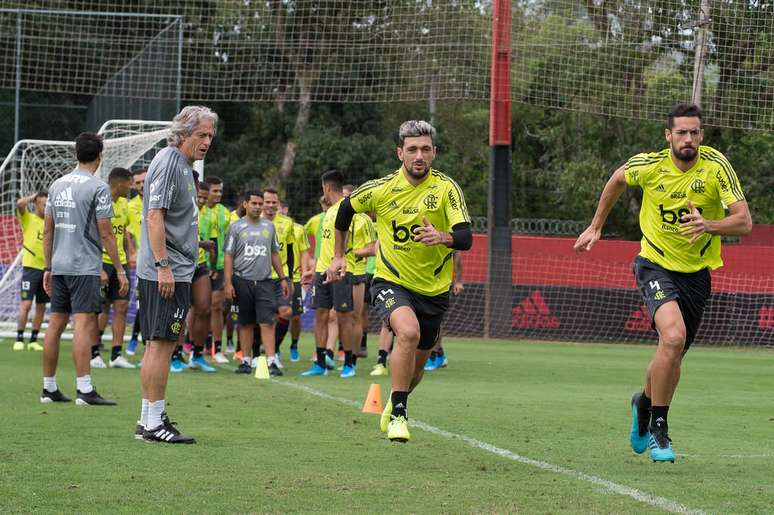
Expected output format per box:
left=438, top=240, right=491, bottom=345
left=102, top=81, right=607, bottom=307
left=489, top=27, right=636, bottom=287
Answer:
left=45, top=168, right=113, bottom=276
left=225, top=217, right=279, bottom=281
left=137, top=146, right=198, bottom=282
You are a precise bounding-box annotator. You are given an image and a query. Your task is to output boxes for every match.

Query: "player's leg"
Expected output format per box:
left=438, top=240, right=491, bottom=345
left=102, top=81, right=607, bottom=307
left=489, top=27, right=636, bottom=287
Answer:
left=337, top=279, right=363, bottom=378
left=233, top=275, right=257, bottom=374
left=28, top=300, right=47, bottom=351
left=108, top=299, right=133, bottom=368
left=41, top=310, right=70, bottom=402
left=209, top=274, right=225, bottom=356
left=303, top=273, right=331, bottom=376
left=258, top=279, right=281, bottom=375
left=189, top=270, right=216, bottom=372
left=384, top=305, right=420, bottom=442
left=225, top=298, right=235, bottom=353
left=15, top=299, right=33, bottom=351
left=358, top=275, right=372, bottom=358
left=325, top=310, right=338, bottom=368
left=274, top=292, right=292, bottom=368
left=235, top=322, right=255, bottom=373
left=289, top=281, right=303, bottom=361
left=370, top=323, right=392, bottom=376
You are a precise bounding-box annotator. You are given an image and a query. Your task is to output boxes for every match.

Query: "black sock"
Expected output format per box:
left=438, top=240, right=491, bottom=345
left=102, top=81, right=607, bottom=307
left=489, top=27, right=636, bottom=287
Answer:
left=111, top=346, right=121, bottom=361
left=193, top=345, right=204, bottom=358
left=360, top=332, right=367, bottom=349
left=337, top=340, right=343, bottom=351
left=352, top=353, right=358, bottom=366
left=429, top=351, right=438, bottom=361
left=326, top=349, right=334, bottom=359
left=98, top=331, right=104, bottom=348
left=637, top=392, right=652, bottom=412
left=651, top=405, right=669, bottom=432
left=131, top=317, right=141, bottom=339
left=378, top=349, right=388, bottom=365
left=391, top=391, right=409, bottom=419
left=215, top=340, right=222, bottom=353
left=252, top=338, right=261, bottom=358
left=30, top=329, right=39, bottom=343
left=437, top=346, right=445, bottom=356
left=206, top=332, right=212, bottom=347
left=291, top=338, right=299, bottom=349
left=91, top=344, right=101, bottom=358
left=344, top=350, right=353, bottom=367
left=16, top=329, right=24, bottom=341
left=275, top=318, right=289, bottom=350
left=171, top=346, right=183, bottom=361
left=316, top=347, right=327, bottom=367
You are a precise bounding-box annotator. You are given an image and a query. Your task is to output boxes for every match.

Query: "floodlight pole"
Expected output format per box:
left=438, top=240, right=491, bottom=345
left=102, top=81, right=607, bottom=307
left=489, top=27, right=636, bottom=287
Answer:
left=14, top=12, right=22, bottom=143
left=485, top=0, right=512, bottom=338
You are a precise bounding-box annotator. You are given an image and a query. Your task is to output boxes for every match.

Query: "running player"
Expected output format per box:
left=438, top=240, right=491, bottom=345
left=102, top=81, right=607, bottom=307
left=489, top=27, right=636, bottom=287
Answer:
left=94, top=167, right=135, bottom=369
left=201, top=176, right=230, bottom=363
left=14, top=191, right=48, bottom=351
left=328, top=120, right=472, bottom=442
left=224, top=190, right=287, bottom=376
left=574, top=102, right=752, bottom=462
left=424, top=251, right=463, bottom=371
left=260, top=187, right=294, bottom=367
left=126, top=168, right=146, bottom=356
left=136, top=105, right=217, bottom=444
left=41, top=132, right=128, bottom=405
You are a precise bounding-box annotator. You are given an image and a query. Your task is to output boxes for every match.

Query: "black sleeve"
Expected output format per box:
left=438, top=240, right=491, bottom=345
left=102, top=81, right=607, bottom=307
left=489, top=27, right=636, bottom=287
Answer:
left=335, top=197, right=356, bottom=232
left=286, top=243, right=294, bottom=279
left=450, top=222, right=473, bottom=251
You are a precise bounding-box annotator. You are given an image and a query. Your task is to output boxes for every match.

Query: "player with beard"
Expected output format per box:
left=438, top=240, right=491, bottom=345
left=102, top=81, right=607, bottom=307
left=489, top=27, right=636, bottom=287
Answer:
left=574, top=103, right=751, bottom=462
left=328, top=120, right=472, bottom=441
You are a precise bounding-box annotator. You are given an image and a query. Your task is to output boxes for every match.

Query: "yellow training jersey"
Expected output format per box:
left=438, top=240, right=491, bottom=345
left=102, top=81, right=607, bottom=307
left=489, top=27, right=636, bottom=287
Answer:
left=17, top=208, right=45, bottom=270
left=305, top=211, right=325, bottom=259
left=197, top=206, right=209, bottom=266
left=127, top=194, right=142, bottom=251
left=624, top=145, right=745, bottom=273
left=292, top=222, right=310, bottom=283
left=102, top=196, right=129, bottom=265
left=264, top=212, right=294, bottom=279
left=349, top=213, right=377, bottom=276
left=316, top=199, right=342, bottom=273
left=230, top=210, right=241, bottom=224
left=347, top=167, right=470, bottom=296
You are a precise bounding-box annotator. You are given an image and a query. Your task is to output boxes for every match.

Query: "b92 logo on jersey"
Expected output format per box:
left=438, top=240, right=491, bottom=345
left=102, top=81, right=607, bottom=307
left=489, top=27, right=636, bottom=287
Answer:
left=244, top=245, right=267, bottom=257
left=659, top=204, right=702, bottom=225
left=392, top=220, right=420, bottom=243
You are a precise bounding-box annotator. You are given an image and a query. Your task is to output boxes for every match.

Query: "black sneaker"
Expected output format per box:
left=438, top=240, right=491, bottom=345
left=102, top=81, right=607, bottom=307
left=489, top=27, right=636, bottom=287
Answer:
left=234, top=361, right=252, bottom=374
left=142, top=412, right=195, bottom=444
left=134, top=422, right=144, bottom=440
left=269, top=362, right=283, bottom=377
left=40, top=389, right=71, bottom=403
left=75, top=388, right=117, bottom=406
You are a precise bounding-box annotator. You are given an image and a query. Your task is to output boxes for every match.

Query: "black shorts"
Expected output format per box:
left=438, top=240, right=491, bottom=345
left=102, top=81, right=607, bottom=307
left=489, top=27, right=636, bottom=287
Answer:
left=370, top=279, right=449, bottom=350
left=50, top=275, right=102, bottom=314
left=102, top=262, right=130, bottom=302
left=273, top=278, right=291, bottom=308
left=233, top=276, right=276, bottom=325
left=138, top=278, right=191, bottom=342
left=312, top=272, right=353, bottom=312
left=193, top=265, right=210, bottom=282
left=632, top=256, right=711, bottom=349
left=211, top=270, right=225, bottom=291
left=363, top=273, right=374, bottom=304
left=291, top=281, right=303, bottom=316
left=21, top=267, right=49, bottom=303
left=352, top=274, right=369, bottom=285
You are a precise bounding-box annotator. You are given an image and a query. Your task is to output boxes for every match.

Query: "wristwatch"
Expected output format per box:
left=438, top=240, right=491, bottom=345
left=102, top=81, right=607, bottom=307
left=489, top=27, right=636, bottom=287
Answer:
left=154, top=258, right=170, bottom=268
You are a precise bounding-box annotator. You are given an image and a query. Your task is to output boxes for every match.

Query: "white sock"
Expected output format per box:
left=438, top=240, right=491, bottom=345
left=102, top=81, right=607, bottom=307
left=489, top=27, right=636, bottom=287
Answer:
left=43, top=376, right=57, bottom=393
left=76, top=375, right=93, bottom=394
left=267, top=356, right=276, bottom=365
left=242, top=357, right=251, bottom=365
left=140, top=399, right=150, bottom=427
left=147, top=399, right=166, bottom=430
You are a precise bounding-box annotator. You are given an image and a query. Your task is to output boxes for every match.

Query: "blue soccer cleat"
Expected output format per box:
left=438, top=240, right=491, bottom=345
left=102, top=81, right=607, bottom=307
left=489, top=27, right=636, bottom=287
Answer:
left=126, top=337, right=138, bottom=356
left=324, top=354, right=336, bottom=370
left=436, top=354, right=448, bottom=368
left=301, top=363, right=328, bottom=377
left=648, top=426, right=675, bottom=463
left=630, top=392, right=651, bottom=454
left=170, top=359, right=186, bottom=373
left=423, top=356, right=438, bottom=371
left=290, top=347, right=300, bottom=362
left=340, top=365, right=356, bottom=378
left=189, top=355, right=216, bottom=373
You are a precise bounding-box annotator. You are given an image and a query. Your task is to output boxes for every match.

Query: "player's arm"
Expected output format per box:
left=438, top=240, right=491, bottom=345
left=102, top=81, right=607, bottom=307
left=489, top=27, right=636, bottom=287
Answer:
left=98, top=218, right=128, bottom=295
left=125, top=226, right=136, bottom=268
left=574, top=164, right=627, bottom=253
left=223, top=242, right=235, bottom=301
left=42, top=214, right=54, bottom=295
left=147, top=208, right=174, bottom=299
left=452, top=251, right=464, bottom=295
left=680, top=200, right=752, bottom=243
left=15, top=193, right=35, bottom=215
left=271, top=249, right=290, bottom=297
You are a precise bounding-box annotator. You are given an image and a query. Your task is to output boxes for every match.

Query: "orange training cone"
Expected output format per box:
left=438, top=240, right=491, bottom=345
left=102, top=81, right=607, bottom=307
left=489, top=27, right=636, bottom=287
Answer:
left=362, top=383, right=383, bottom=414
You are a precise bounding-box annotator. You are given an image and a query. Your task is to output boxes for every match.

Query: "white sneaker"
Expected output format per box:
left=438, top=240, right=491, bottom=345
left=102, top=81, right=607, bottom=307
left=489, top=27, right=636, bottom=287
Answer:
left=251, top=357, right=258, bottom=368
left=90, top=355, right=107, bottom=369
left=274, top=354, right=284, bottom=369
left=109, top=355, right=136, bottom=369
left=214, top=352, right=229, bottom=364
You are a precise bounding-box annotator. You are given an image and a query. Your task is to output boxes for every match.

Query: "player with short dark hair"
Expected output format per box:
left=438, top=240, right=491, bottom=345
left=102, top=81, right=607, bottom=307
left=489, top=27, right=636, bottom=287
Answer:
left=41, top=132, right=128, bottom=405
left=224, top=190, right=288, bottom=376
left=574, top=102, right=752, bottom=462
left=93, top=167, right=135, bottom=369
left=328, top=120, right=472, bottom=442
left=14, top=191, right=49, bottom=351
left=136, top=105, right=217, bottom=444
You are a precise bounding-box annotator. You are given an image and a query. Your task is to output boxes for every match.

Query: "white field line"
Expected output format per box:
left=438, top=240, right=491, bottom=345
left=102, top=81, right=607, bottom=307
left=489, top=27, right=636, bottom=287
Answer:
left=276, top=380, right=706, bottom=515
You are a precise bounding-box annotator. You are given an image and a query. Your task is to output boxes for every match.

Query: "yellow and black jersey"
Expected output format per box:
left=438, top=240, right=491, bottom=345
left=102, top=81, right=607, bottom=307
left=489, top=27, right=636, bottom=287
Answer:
left=17, top=208, right=45, bottom=270
left=264, top=212, right=294, bottom=279
left=624, top=145, right=745, bottom=273
left=102, top=196, right=129, bottom=265
left=347, top=167, right=470, bottom=296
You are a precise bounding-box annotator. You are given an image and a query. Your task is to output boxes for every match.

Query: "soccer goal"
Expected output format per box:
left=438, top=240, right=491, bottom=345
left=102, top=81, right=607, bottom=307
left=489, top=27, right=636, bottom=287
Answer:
left=0, top=120, right=171, bottom=336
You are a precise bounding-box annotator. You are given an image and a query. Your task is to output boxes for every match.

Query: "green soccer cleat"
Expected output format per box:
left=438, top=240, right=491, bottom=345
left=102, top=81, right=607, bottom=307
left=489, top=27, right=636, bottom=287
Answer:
left=27, top=342, right=44, bottom=351
left=380, top=397, right=392, bottom=433
left=13, top=341, right=24, bottom=351
left=370, top=363, right=389, bottom=376
left=387, top=415, right=410, bottom=443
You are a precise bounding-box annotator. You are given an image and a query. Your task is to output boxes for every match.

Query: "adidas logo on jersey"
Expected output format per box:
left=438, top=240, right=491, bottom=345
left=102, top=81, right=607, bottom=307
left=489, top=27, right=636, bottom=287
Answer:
left=625, top=304, right=652, bottom=332
left=53, top=187, right=76, bottom=208
left=511, top=290, right=560, bottom=329
left=655, top=184, right=665, bottom=192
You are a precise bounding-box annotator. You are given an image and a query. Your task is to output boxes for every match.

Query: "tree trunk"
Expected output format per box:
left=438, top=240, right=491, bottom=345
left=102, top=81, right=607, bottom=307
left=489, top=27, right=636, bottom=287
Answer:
left=277, top=69, right=316, bottom=185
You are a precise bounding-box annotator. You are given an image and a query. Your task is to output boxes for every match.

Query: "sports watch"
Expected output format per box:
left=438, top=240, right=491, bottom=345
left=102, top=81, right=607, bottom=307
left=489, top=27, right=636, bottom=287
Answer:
left=154, top=258, right=170, bottom=268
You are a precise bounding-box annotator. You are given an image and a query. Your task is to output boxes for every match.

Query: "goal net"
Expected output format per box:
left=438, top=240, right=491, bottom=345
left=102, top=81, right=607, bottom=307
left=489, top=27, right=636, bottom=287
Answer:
left=0, top=120, right=171, bottom=334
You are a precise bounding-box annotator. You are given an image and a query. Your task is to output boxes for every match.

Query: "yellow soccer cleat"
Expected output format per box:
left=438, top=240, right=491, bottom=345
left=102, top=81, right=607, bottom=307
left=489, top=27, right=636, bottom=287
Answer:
left=27, top=342, right=44, bottom=351
left=387, top=416, right=410, bottom=443
left=380, top=397, right=392, bottom=433
left=13, top=341, right=24, bottom=351
left=369, top=363, right=389, bottom=377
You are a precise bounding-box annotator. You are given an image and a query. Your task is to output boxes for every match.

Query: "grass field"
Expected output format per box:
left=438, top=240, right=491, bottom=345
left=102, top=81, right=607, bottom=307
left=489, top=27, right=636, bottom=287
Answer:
left=1, top=336, right=772, bottom=514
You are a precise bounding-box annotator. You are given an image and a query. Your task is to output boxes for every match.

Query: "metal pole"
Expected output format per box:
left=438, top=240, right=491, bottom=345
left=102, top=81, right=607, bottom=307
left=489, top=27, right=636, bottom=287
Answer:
left=486, top=0, right=512, bottom=339
left=691, top=0, right=710, bottom=106
left=14, top=12, right=22, bottom=143
left=176, top=16, right=183, bottom=113
left=429, top=66, right=439, bottom=125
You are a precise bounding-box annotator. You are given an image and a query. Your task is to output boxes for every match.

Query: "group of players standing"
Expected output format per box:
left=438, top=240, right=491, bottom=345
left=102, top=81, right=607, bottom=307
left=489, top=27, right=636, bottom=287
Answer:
left=20, top=106, right=470, bottom=444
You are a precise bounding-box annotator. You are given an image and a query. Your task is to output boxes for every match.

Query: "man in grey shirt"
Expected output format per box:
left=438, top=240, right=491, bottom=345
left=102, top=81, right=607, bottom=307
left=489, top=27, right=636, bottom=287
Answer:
left=224, top=190, right=288, bottom=376
left=136, top=105, right=217, bottom=445
left=41, top=132, right=128, bottom=406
